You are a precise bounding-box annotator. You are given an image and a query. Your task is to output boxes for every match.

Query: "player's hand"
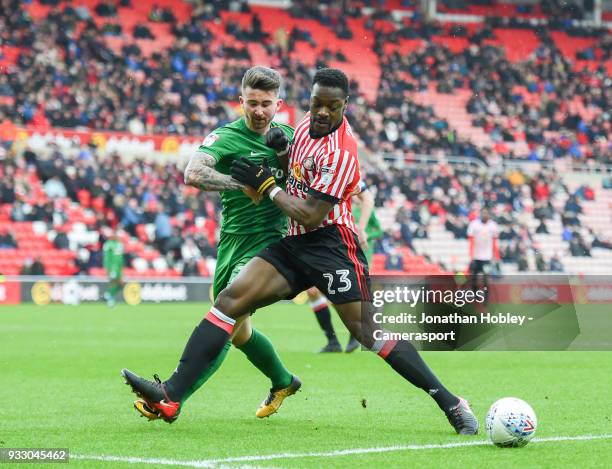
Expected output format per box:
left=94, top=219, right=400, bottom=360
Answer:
left=242, top=186, right=263, bottom=205
left=265, top=128, right=290, bottom=156
left=349, top=184, right=363, bottom=197
left=231, top=157, right=276, bottom=194
left=358, top=227, right=368, bottom=251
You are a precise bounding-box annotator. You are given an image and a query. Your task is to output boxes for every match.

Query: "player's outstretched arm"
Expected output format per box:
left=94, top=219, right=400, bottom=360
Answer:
left=184, top=151, right=244, bottom=191
left=270, top=191, right=333, bottom=229
left=230, top=157, right=333, bottom=228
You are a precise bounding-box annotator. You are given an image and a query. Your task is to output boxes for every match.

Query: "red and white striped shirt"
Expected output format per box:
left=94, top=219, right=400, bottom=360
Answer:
left=285, top=113, right=360, bottom=236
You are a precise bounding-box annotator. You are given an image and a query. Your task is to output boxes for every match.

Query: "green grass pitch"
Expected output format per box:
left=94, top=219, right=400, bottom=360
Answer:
left=1, top=302, right=611, bottom=468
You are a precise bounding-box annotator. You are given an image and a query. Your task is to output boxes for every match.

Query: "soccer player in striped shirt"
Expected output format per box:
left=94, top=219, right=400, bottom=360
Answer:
left=308, top=184, right=378, bottom=353
left=121, top=68, right=478, bottom=435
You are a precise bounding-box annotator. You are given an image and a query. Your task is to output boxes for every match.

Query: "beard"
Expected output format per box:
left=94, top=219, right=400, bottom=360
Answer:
left=309, top=117, right=342, bottom=139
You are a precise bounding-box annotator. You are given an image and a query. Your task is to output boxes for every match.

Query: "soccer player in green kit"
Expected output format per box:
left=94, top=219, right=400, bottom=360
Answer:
left=132, top=66, right=300, bottom=421
left=103, top=230, right=124, bottom=307
left=353, top=183, right=384, bottom=263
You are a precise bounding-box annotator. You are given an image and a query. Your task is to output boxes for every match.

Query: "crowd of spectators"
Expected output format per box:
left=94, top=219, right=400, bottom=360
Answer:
left=442, top=0, right=595, bottom=22
left=1, top=138, right=610, bottom=275
left=1, top=0, right=611, bottom=275
left=1, top=0, right=609, bottom=164
left=364, top=161, right=611, bottom=272
left=0, top=143, right=220, bottom=276
left=373, top=18, right=610, bottom=163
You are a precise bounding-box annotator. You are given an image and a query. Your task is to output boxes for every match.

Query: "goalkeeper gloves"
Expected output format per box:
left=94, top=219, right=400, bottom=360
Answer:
left=265, top=127, right=290, bottom=157
left=231, top=157, right=276, bottom=194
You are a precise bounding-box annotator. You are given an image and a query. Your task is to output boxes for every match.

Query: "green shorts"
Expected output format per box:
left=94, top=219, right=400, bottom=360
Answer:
left=213, top=230, right=284, bottom=299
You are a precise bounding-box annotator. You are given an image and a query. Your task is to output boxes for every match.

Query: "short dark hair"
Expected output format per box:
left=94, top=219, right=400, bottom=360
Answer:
left=312, top=68, right=349, bottom=96
left=241, top=66, right=281, bottom=93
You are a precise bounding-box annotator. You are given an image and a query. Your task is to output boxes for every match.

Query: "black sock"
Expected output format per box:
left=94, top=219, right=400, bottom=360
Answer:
left=165, top=310, right=233, bottom=402
left=381, top=340, right=459, bottom=411
left=313, top=305, right=338, bottom=343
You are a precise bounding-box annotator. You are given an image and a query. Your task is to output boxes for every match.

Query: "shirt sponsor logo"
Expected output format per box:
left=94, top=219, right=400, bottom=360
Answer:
left=271, top=168, right=285, bottom=179
left=287, top=174, right=310, bottom=193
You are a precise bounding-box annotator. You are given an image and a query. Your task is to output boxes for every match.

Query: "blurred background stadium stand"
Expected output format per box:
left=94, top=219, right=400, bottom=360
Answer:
left=0, top=0, right=610, bottom=281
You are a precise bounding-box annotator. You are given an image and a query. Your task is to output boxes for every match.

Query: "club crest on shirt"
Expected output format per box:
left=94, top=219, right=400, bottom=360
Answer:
left=202, top=133, right=219, bottom=147
left=302, top=157, right=315, bottom=171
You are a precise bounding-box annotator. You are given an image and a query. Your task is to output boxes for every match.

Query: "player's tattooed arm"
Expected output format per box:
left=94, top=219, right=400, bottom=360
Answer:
left=184, top=152, right=244, bottom=191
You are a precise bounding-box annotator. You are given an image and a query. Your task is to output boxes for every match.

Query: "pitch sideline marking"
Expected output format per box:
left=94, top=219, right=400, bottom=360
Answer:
left=73, top=434, right=612, bottom=467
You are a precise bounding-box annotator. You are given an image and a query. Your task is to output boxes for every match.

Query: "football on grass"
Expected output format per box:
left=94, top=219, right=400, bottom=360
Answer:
left=485, top=397, right=537, bottom=447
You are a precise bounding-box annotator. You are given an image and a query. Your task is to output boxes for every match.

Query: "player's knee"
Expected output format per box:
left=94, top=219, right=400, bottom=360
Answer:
left=214, top=287, right=241, bottom=318
left=215, top=284, right=252, bottom=318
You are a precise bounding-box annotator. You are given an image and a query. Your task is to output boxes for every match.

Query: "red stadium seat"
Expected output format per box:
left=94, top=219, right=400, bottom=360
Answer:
left=89, top=267, right=107, bottom=277
left=550, top=32, right=598, bottom=60
left=487, top=29, right=540, bottom=63
left=383, top=39, right=424, bottom=57
left=431, top=36, right=469, bottom=54
left=24, top=2, right=52, bottom=20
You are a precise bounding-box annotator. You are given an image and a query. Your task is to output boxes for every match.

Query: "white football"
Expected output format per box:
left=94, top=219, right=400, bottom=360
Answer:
left=485, top=397, right=537, bottom=447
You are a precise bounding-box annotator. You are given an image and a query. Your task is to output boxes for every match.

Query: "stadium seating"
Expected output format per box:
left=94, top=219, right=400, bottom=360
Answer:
left=439, top=3, right=547, bottom=19
left=412, top=85, right=494, bottom=150
left=373, top=163, right=612, bottom=275
left=4, top=0, right=609, bottom=161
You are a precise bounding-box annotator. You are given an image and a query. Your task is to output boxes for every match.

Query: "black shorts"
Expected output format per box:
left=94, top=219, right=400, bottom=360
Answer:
left=469, top=259, right=491, bottom=276
left=256, top=224, right=371, bottom=304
